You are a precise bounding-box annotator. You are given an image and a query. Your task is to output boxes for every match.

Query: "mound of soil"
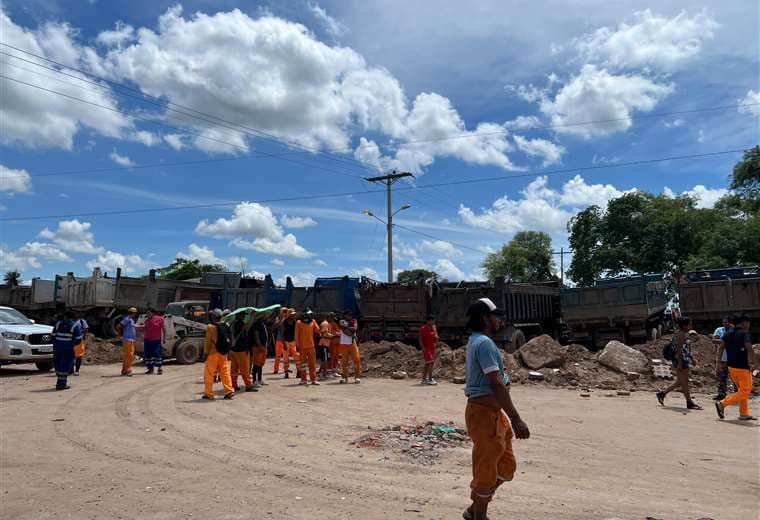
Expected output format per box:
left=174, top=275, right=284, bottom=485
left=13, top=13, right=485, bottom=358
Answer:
left=82, top=335, right=124, bottom=365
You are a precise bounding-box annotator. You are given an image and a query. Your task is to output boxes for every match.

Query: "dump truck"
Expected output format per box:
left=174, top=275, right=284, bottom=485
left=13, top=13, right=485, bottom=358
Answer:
left=561, top=274, right=668, bottom=349
left=359, top=279, right=430, bottom=342
left=679, top=266, right=760, bottom=339
left=434, top=279, right=561, bottom=351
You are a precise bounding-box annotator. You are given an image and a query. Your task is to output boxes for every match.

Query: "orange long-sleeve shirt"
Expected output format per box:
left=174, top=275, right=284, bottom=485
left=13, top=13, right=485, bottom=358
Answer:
left=203, top=324, right=218, bottom=355
left=295, top=320, right=319, bottom=350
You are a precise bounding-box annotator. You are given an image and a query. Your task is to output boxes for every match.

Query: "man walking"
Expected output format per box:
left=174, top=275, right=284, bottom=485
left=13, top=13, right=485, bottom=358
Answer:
left=203, top=309, right=234, bottom=400
left=250, top=311, right=269, bottom=389
left=119, top=307, right=138, bottom=376
left=419, top=315, right=439, bottom=385
left=318, top=313, right=337, bottom=380
left=71, top=314, right=89, bottom=376
left=52, top=310, right=83, bottom=391
left=462, top=298, right=530, bottom=520
left=296, top=309, right=320, bottom=385
left=281, top=309, right=299, bottom=379
left=229, top=311, right=254, bottom=392
left=715, top=315, right=758, bottom=420
left=712, top=317, right=734, bottom=400
left=338, top=310, right=361, bottom=384
left=143, top=308, right=165, bottom=375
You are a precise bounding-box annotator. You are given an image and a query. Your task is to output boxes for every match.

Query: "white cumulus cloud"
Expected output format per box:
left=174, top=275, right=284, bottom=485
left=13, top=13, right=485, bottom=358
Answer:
left=38, top=219, right=103, bottom=254
left=435, top=259, right=465, bottom=281
left=109, top=151, right=135, bottom=167
left=513, top=135, right=565, bottom=166
left=0, top=164, right=32, bottom=194
left=87, top=250, right=154, bottom=275
left=419, top=239, right=463, bottom=258
left=574, top=9, right=719, bottom=71
left=663, top=185, right=728, bottom=209
left=281, top=215, right=318, bottom=229
left=177, top=243, right=227, bottom=266
left=739, top=89, right=760, bottom=116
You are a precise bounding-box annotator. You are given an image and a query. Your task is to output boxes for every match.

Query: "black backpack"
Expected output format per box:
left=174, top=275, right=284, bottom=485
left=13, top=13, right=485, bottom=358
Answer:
left=662, top=339, right=676, bottom=362
left=214, top=322, right=233, bottom=355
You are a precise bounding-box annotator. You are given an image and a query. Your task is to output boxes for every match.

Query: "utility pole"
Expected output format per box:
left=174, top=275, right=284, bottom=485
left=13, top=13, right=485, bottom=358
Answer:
left=552, top=248, right=573, bottom=287
left=364, top=170, right=414, bottom=282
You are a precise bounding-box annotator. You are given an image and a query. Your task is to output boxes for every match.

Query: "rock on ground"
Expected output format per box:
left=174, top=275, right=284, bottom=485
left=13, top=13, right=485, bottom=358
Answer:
left=519, top=334, right=567, bottom=369
left=598, top=341, right=648, bottom=374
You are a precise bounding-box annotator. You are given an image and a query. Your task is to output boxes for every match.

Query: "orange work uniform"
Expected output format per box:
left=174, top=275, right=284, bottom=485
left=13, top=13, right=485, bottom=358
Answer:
left=121, top=340, right=135, bottom=375
left=721, top=367, right=753, bottom=417
left=339, top=319, right=361, bottom=380
left=327, top=321, right=341, bottom=370
left=466, top=401, right=517, bottom=501
left=296, top=319, right=320, bottom=382
left=203, top=324, right=234, bottom=398
left=230, top=351, right=252, bottom=390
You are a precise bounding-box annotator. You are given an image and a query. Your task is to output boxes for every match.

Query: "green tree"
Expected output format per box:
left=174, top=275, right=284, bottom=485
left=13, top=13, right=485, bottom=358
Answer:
left=482, top=231, right=556, bottom=281
left=396, top=269, right=437, bottom=283
left=3, top=270, right=22, bottom=287
left=567, top=206, right=604, bottom=285
left=158, top=258, right=227, bottom=280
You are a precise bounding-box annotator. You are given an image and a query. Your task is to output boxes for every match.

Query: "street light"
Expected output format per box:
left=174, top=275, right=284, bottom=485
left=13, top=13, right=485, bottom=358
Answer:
left=362, top=204, right=412, bottom=282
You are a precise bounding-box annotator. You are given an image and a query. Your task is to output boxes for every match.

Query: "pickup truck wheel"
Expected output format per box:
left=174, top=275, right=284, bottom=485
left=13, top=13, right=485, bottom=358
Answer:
left=175, top=341, right=200, bottom=365
left=35, top=361, right=53, bottom=371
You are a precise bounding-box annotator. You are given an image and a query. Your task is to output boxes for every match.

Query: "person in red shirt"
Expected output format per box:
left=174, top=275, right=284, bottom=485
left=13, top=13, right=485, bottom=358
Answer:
left=419, top=315, right=439, bottom=385
left=143, top=308, right=165, bottom=375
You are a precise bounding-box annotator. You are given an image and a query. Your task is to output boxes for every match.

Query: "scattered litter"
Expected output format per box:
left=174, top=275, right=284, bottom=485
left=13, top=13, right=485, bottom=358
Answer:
left=391, top=371, right=408, bottom=380
left=353, top=421, right=469, bottom=465
left=528, top=371, right=545, bottom=381
left=51, top=418, right=65, bottom=422
left=616, top=391, right=631, bottom=396
left=652, top=365, right=673, bottom=379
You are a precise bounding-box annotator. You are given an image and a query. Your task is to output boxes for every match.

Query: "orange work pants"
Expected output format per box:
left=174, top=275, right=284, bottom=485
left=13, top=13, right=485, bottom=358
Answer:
left=121, top=340, right=135, bottom=375
left=340, top=343, right=362, bottom=379
left=74, top=340, right=86, bottom=358
left=230, top=351, right=252, bottom=389
left=329, top=341, right=340, bottom=370
left=298, top=347, right=317, bottom=382
left=204, top=352, right=234, bottom=397
left=465, top=400, right=517, bottom=502
left=252, top=346, right=267, bottom=367
left=721, top=367, right=753, bottom=417
left=274, top=340, right=299, bottom=373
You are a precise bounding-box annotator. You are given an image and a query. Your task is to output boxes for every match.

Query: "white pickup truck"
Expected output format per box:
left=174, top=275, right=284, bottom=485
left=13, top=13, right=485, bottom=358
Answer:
left=0, top=306, right=55, bottom=371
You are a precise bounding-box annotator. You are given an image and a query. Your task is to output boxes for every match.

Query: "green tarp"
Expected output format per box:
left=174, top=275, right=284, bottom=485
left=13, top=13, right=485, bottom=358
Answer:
left=222, top=304, right=281, bottom=326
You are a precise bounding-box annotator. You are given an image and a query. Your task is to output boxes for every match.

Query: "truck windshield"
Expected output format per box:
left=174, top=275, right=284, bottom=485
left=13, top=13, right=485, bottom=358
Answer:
left=0, top=308, right=33, bottom=325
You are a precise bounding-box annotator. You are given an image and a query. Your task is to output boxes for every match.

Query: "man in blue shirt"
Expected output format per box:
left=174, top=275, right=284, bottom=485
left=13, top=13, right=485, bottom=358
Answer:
left=462, top=298, right=530, bottom=520
left=712, top=316, right=733, bottom=400
left=53, top=310, right=83, bottom=390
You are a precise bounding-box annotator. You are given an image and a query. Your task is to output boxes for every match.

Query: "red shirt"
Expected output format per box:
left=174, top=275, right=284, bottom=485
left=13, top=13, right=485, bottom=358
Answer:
left=143, top=315, right=165, bottom=341
left=419, top=324, right=437, bottom=351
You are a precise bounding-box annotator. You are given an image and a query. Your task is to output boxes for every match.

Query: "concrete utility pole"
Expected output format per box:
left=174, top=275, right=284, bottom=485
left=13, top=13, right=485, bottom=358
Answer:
left=363, top=170, right=414, bottom=282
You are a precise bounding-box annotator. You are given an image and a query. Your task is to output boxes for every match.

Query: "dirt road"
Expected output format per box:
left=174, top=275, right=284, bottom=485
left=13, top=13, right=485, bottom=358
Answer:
left=1, top=362, right=758, bottom=520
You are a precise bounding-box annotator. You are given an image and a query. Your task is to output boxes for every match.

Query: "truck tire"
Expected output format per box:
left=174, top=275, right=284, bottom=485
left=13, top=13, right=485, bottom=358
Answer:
left=175, top=341, right=201, bottom=365
left=35, top=361, right=53, bottom=372
left=507, top=329, right=526, bottom=353
left=103, top=315, right=121, bottom=339
left=650, top=327, right=659, bottom=341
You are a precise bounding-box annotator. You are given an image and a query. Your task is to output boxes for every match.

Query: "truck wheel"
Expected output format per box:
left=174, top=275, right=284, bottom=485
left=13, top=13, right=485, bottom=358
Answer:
left=650, top=327, right=659, bottom=341
left=35, top=361, right=53, bottom=372
left=507, top=329, right=526, bottom=353
left=175, top=341, right=200, bottom=365
left=103, top=315, right=121, bottom=339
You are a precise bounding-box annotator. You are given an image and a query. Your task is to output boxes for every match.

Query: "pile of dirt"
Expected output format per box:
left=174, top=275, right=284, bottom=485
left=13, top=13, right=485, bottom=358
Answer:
left=82, top=335, right=124, bottom=365
left=360, top=335, right=760, bottom=394
left=358, top=340, right=465, bottom=380
left=352, top=421, right=469, bottom=465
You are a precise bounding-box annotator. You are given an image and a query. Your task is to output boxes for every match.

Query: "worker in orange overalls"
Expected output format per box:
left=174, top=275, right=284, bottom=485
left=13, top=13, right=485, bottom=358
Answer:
left=273, top=307, right=289, bottom=374
left=338, top=310, right=362, bottom=384
left=71, top=315, right=89, bottom=376
left=229, top=311, right=255, bottom=392
left=327, top=313, right=342, bottom=378
left=280, top=308, right=299, bottom=379
left=296, top=309, right=320, bottom=385
left=318, top=313, right=337, bottom=380
left=202, top=309, right=234, bottom=400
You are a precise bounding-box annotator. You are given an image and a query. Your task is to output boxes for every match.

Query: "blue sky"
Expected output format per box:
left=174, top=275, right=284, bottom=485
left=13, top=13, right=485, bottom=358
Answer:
left=0, top=0, right=758, bottom=284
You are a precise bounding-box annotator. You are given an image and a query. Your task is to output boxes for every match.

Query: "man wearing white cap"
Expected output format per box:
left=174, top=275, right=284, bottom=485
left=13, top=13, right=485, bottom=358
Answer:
left=462, top=298, right=530, bottom=520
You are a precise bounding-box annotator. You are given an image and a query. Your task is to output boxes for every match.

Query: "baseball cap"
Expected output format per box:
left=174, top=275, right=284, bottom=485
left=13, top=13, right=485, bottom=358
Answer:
left=209, top=308, right=223, bottom=319
left=128, top=307, right=138, bottom=313
left=466, top=297, right=505, bottom=319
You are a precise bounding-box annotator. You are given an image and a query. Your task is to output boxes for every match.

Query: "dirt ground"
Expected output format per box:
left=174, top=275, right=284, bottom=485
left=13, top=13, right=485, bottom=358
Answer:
left=1, top=361, right=758, bottom=520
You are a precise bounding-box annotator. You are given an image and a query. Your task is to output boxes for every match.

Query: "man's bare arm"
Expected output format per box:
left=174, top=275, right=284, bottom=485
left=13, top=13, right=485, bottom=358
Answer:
left=486, top=372, right=530, bottom=439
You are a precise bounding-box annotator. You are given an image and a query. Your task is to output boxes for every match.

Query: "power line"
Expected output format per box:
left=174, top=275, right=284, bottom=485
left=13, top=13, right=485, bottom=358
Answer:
left=0, top=44, right=374, bottom=174
left=1, top=148, right=746, bottom=222
left=0, top=73, right=367, bottom=182
left=1, top=42, right=757, bottom=170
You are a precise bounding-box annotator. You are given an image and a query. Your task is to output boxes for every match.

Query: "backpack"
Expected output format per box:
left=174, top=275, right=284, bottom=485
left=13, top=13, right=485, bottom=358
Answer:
left=662, top=339, right=676, bottom=362
left=214, top=322, right=233, bottom=355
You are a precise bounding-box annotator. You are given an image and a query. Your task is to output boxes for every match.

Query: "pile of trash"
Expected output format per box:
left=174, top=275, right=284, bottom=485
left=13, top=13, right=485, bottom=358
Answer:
left=352, top=421, right=469, bottom=465
left=82, top=335, right=124, bottom=365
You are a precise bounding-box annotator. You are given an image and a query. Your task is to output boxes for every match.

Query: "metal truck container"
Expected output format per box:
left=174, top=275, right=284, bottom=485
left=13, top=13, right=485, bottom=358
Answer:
left=680, top=266, right=760, bottom=338
left=114, top=270, right=220, bottom=312
left=65, top=269, right=116, bottom=309
left=298, top=277, right=361, bottom=317
left=31, top=277, right=66, bottom=305
left=434, top=279, right=560, bottom=350
left=358, top=279, right=430, bottom=342
left=561, top=274, right=667, bottom=349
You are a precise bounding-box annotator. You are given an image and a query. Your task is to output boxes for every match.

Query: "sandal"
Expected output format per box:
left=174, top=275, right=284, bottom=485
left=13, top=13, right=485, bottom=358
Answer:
left=714, top=401, right=724, bottom=419
left=686, top=402, right=703, bottom=410
left=656, top=392, right=665, bottom=406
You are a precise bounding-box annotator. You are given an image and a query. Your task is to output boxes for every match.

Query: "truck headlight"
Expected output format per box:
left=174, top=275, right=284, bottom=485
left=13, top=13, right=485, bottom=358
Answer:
left=1, top=332, right=25, bottom=340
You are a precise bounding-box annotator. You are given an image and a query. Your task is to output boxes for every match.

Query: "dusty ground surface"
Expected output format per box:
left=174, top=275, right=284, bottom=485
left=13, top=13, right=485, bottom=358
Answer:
left=1, top=361, right=758, bottom=520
